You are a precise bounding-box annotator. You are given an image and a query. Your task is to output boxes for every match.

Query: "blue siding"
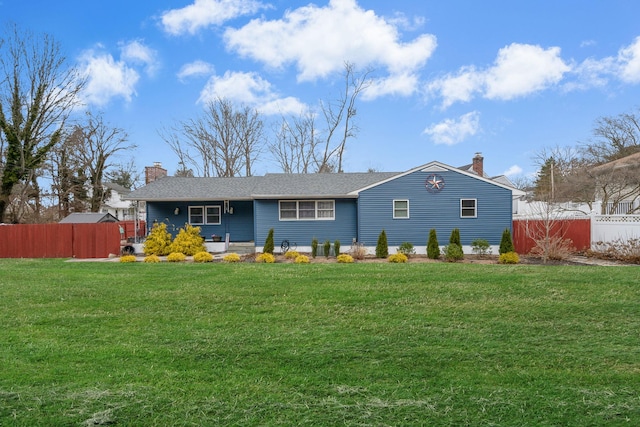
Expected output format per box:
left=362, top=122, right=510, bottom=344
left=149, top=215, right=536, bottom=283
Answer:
left=358, top=170, right=512, bottom=246
left=146, top=200, right=254, bottom=241
left=254, top=199, right=358, bottom=247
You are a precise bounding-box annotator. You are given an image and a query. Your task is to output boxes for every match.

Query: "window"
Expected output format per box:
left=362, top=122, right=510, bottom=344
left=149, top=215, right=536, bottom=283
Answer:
left=189, top=205, right=221, bottom=224
left=460, top=199, right=477, bottom=218
left=393, top=199, right=409, bottom=219
left=279, top=200, right=335, bottom=220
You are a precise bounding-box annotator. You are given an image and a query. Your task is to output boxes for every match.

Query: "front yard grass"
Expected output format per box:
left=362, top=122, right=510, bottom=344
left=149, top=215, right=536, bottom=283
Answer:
left=0, top=259, right=638, bottom=426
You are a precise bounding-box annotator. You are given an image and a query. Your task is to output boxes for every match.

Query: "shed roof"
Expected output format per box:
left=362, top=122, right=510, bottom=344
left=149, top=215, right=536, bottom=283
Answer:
left=59, top=213, right=119, bottom=223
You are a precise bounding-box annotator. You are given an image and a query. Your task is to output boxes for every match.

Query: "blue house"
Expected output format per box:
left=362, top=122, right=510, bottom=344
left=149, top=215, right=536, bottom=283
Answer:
left=125, top=155, right=524, bottom=254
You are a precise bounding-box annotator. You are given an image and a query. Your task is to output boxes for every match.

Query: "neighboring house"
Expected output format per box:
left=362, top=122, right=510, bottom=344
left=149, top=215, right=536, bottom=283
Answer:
left=125, top=157, right=525, bottom=254
left=59, top=212, right=119, bottom=223
left=591, top=152, right=640, bottom=214
left=99, top=182, right=143, bottom=221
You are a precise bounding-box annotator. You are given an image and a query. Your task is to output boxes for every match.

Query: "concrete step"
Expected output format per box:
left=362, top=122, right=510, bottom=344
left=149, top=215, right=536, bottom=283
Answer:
left=228, top=243, right=255, bottom=255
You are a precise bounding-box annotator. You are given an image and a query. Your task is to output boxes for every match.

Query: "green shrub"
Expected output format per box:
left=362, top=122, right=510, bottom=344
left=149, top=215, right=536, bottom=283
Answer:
left=449, top=228, right=462, bottom=251
left=284, top=250, right=300, bottom=259
left=427, top=229, right=440, bottom=259
left=337, top=254, right=354, bottom=263
left=168, top=224, right=206, bottom=255
left=334, top=240, right=341, bottom=256
left=500, top=228, right=515, bottom=254
left=264, top=228, right=275, bottom=254
left=443, top=244, right=464, bottom=262
left=294, top=255, right=310, bottom=264
left=311, top=238, right=318, bottom=258
left=376, top=230, right=389, bottom=258
left=144, top=222, right=173, bottom=256
left=499, top=251, right=520, bottom=264
left=193, top=251, right=213, bottom=263
left=143, top=255, right=160, bottom=263
left=223, top=253, right=241, bottom=263
left=397, top=242, right=415, bottom=257
left=471, top=238, right=492, bottom=256
left=256, top=253, right=275, bottom=263
left=120, top=255, right=137, bottom=263
left=323, top=240, right=331, bottom=258
left=388, top=253, right=408, bottom=263
left=167, top=252, right=186, bottom=262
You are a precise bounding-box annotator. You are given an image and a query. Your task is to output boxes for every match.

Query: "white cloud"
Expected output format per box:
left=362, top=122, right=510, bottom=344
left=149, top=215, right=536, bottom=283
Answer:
left=78, top=47, right=140, bottom=106
left=198, top=70, right=307, bottom=115
left=161, top=0, right=267, bottom=36
left=177, top=60, right=215, bottom=81
left=503, top=165, right=523, bottom=177
left=224, top=0, right=436, bottom=98
left=119, top=40, right=159, bottom=77
left=617, top=36, right=640, bottom=83
left=423, top=111, right=480, bottom=146
left=429, top=43, right=570, bottom=107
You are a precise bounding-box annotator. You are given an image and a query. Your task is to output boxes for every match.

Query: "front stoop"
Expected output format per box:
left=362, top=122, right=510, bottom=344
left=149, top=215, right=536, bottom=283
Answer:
left=227, top=242, right=255, bottom=255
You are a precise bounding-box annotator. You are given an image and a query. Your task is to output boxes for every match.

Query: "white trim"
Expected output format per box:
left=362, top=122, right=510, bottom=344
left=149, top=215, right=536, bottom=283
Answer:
left=278, top=200, right=335, bottom=221
left=460, top=198, right=477, bottom=218
left=189, top=205, right=221, bottom=225
left=393, top=199, right=410, bottom=219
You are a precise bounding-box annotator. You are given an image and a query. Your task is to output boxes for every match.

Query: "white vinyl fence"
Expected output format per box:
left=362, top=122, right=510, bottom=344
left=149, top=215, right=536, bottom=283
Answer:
left=591, top=215, right=640, bottom=245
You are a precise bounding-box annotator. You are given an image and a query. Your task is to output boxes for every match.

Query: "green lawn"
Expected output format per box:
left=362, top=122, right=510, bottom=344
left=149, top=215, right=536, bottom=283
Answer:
left=0, top=259, right=638, bottom=426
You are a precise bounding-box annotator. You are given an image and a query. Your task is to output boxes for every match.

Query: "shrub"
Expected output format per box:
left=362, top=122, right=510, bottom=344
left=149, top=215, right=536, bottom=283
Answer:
left=530, top=236, right=574, bottom=262
left=427, top=229, right=440, bottom=259
left=143, top=255, right=160, bottom=263
left=264, top=228, right=275, bottom=254
left=223, top=253, right=241, bottom=263
left=499, top=251, right=520, bottom=264
left=334, top=240, right=341, bottom=256
left=144, top=222, right=173, bottom=256
left=193, top=251, right=213, bottom=263
left=337, top=253, right=354, bottom=263
left=311, top=238, right=318, bottom=258
left=284, top=250, right=300, bottom=260
left=168, top=224, right=206, bottom=256
left=255, top=253, right=275, bottom=263
left=167, top=252, right=186, bottom=262
left=294, top=255, right=310, bottom=264
left=443, top=244, right=464, bottom=262
left=388, top=253, right=408, bottom=263
left=120, top=255, right=137, bottom=263
left=323, top=240, right=331, bottom=258
left=397, top=242, right=415, bottom=257
left=499, top=228, right=515, bottom=254
left=376, top=230, right=389, bottom=258
left=350, top=242, right=367, bottom=260
left=591, top=238, right=640, bottom=264
left=449, top=228, right=462, bottom=251
left=471, top=238, right=492, bottom=257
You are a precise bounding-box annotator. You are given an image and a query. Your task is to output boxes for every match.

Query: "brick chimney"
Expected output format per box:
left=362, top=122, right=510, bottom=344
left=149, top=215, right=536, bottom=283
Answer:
left=472, top=153, right=484, bottom=177
left=145, top=162, right=167, bottom=184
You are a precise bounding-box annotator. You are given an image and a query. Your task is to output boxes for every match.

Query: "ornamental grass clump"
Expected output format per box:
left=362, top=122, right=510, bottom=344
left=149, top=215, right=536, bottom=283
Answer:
left=294, top=255, right=310, bottom=264
left=144, top=255, right=160, bottom=263
left=223, top=253, right=241, bottom=263
left=337, top=254, right=354, bottom=263
left=144, top=222, right=173, bottom=256
left=388, top=253, right=408, bottom=263
left=499, top=251, right=520, bottom=264
left=120, top=255, right=137, bottom=263
left=193, top=251, right=213, bottom=263
left=255, top=253, right=275, bottom=263
left=169, top=224, right=206, bottom=256
left=284, top=250, right=300, bottom=260
left=167, top=252, right=186, bottom=262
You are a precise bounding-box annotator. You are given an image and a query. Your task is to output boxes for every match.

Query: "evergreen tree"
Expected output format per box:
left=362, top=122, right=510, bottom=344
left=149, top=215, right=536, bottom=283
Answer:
left=264, top=228, right=275, bottom=254
left=427, top=229, right=440, bottom=259
left=375, top=230, right=388, bottom=258
left=449, top=228, right=462, bottom=250
left=499, top=228, right=515, bottom=254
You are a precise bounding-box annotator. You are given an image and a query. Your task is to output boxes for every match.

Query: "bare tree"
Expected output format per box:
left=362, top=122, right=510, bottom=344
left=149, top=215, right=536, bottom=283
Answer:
left=269, top=111, right=319, bottom=173
left=581, top=110, right=640, bottom=164
left=0, top=24, right=84, bottom=223
left=48, top=126, right=88, bottom=218
left=162, top=97, right=263, bottom=177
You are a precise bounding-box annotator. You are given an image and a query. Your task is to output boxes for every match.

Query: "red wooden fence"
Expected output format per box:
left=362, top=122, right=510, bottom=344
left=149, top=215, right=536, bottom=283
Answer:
left=0, top=223, right=125, bottom=258
left=512, top=218, right=591, bottom=254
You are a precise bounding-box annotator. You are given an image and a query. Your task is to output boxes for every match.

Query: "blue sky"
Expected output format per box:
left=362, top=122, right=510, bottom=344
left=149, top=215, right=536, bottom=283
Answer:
left=4, top=0, right=640, bottom=180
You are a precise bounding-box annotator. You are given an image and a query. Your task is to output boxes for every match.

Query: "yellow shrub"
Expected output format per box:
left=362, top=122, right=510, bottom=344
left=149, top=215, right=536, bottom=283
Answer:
left=167, top=252, right=186, bottom=262
left=284, top=250, right=300, bottom=259
left=388, top=253, right=408, bottom=263
left=120, top=255, right=137, bottom=263
left=337, top=254, right=354, bottom=263
left=144, top=222, right=173, bottom=256
left=223, top=253, right=241, bottom=263
left=255, top=253, right=275, bottom=263
left=168, top=224, right=206, bottom=255
left=193, top=251, right=213, bottom=263
left=294, top=255, right=310, bottom=264
left=144, top=255, right=160, bottom=263
left=499, top=251, right=520, bottom=264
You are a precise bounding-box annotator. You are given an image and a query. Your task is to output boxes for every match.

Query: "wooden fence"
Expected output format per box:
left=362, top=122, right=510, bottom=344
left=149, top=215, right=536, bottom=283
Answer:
left=0, top=221, right=144, bottom=259
left=512, top=218, right=591, bottom=254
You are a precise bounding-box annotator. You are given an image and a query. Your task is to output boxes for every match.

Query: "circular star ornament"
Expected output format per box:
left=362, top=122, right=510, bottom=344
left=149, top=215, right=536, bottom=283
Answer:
left=425, top=174, right=445, bottom=193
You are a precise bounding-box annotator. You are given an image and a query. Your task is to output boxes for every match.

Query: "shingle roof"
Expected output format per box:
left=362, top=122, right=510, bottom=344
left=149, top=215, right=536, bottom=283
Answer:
left=59, top=213, right=119, bottom=223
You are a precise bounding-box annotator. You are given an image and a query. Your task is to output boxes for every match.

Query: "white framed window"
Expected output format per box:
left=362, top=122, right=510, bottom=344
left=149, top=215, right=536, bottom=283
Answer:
left=279, top=200, right=335, bottom=221
left=189, top=205, right=221, bottom=224
left=393, top=199, right=409, bottom=219
left=460, top=199, right=477, bottom=218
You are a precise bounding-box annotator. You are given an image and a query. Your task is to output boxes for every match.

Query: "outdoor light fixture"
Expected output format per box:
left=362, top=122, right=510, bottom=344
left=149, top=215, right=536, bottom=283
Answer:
left=174, top=207, right=180, bottom=215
